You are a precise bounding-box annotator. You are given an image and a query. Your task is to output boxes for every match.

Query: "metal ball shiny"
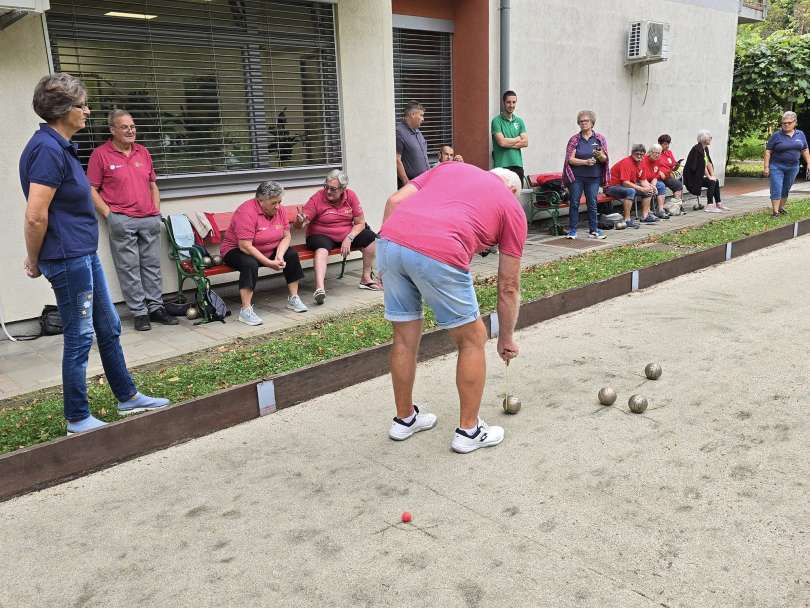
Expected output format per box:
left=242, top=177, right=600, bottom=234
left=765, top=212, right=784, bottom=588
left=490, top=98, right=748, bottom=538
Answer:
left=185, top=306, right=199, bottom=320
left=628, top=394, right=648, bottom=414
left=211, top=254, right=223, bottom=265
left=644, top=362, right=662, bottom=380
left=598, top=387, right=617, bottom=406
left=615, top=221, right=627, bottom=230
left=202, top=256, right=213, bottom=267
left=502, top=395, right=522, bottom=414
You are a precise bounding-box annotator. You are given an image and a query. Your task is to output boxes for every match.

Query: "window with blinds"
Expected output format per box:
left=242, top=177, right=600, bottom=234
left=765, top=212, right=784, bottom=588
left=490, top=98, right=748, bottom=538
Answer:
left=393, top=27, right=452, bottom=158
left=46, top=0, right=342, bottom=177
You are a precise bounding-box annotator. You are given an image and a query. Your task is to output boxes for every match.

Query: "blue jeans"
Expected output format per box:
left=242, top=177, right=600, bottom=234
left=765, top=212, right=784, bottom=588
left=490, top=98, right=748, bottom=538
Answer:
left=568, top=177, right=601, bottom=232
left=377, top=239, right=479, bottom=330
left=38, top=254, right=137, bottom=422
left=769, top=162, right=800, bottom=201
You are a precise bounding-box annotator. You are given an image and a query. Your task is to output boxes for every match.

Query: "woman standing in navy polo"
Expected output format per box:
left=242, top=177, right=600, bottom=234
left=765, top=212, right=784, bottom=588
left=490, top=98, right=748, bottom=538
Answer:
left=562, top=110, right=610, bottom=240
left=763, top=111, right=810, bottom=217
left=20, top=73, right=170, bottom=435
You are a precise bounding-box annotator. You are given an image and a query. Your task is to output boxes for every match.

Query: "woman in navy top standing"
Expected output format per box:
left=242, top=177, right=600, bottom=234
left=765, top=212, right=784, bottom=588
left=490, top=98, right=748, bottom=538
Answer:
left=20, top=73, right=170, bottom=435
left=561, top=110, right=610, bottom=240
left=764, top=111, right=810, bottom=217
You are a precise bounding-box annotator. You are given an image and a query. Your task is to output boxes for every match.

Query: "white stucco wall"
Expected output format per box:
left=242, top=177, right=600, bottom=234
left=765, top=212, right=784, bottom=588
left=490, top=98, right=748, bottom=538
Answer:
left=0, top=1, right=396, bottom=324
left=0, top=15, right=52, bottom=323
left=501, top=0, right=738, bottom=180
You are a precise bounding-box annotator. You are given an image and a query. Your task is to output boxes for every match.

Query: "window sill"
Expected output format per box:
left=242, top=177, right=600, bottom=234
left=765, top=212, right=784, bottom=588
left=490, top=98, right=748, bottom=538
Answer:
left=157, top=165, right=340, bottom=200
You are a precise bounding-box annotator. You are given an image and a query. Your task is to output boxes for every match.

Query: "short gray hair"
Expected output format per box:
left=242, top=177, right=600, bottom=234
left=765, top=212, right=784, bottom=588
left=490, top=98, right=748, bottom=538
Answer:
left=32, top=73, right=87, bottom=122
left=255, top=180, right=283, bottom=200
left=576, top=110, right=596, bottom=126
left=403, top=100, right=424, bottom=117
left=108, top=109, right=132, bottom=128
left=648, top=143, right=663, bottom=154
left=783, top=111, right=798, bottom=122
left=325, top=169, right=348, bottom=188
left=490, top=167, right=522, bottom=193
left=631, top=143, right=646, bottom=155
left=697, top=129, right=712, bottom=144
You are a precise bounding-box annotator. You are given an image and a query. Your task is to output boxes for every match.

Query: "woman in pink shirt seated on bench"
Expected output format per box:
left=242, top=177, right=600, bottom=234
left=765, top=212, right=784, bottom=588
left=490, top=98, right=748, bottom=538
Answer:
left=220, top=181, right=308, bottom=326
left=295, top=169, right=380, bottom=305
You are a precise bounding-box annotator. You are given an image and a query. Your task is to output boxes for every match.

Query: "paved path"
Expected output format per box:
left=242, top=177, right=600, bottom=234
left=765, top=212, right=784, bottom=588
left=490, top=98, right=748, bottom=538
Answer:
left=0, top=178, right=779, bottom=400
left=2, top=235, right=809, bottom=607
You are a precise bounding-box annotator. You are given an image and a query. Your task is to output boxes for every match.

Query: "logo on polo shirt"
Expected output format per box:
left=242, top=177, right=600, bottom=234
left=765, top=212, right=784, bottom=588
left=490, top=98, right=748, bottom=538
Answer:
left=109, top=164, right=124, bottom=170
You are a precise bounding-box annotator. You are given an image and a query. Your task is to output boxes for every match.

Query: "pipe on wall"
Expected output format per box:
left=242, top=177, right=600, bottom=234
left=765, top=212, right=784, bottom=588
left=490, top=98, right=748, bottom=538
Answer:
left=499, top=0, right=510, bottom=95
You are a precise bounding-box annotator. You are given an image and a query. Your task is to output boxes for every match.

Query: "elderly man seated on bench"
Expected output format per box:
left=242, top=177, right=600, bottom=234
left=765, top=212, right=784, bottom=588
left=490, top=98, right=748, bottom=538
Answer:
left=294, top=169, right=381, bottom=305
left=221, top=181, right=308, bottom=326
left=603, top=143, right=657, bottom=228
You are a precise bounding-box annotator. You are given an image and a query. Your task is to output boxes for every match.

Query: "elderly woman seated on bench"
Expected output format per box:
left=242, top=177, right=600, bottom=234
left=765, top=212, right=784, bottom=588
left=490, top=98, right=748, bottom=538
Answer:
left=294, top=169, right=381, bottom=305
left=221, top=181, right=308, bottom=326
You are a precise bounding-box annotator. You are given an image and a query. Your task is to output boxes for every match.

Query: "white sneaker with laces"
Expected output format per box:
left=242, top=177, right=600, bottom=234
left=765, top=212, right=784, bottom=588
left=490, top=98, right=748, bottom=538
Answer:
left=451, top=419, right=505, bottom=453
left=286, top=295, right=308, bottom=313
left=388, top=405, right=438, bottom=441
left=238, top=306, right=263, bottom=326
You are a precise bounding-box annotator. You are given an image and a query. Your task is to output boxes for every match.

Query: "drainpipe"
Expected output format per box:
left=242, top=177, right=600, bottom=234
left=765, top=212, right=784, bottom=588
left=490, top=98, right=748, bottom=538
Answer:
left=500, top=0, right=510, bottom=95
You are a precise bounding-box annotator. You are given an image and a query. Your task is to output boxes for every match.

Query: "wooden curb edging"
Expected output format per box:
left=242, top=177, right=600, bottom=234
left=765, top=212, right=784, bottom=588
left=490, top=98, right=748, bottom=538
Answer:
left=2, top=219, right=808, bottom=501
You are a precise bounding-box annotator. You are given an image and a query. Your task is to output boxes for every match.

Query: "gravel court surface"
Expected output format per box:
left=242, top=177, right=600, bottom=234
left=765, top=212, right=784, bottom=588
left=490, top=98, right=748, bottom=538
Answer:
left=2, top=237, right=810, bottom=608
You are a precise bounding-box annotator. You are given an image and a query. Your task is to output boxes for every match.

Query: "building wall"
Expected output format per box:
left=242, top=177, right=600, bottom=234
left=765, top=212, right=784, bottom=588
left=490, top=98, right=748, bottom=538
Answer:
left=503, top=0, right=737, bottom=180
left=0, top=15, right=54, bottom=323
left=0, top=1, right=396, bottom=324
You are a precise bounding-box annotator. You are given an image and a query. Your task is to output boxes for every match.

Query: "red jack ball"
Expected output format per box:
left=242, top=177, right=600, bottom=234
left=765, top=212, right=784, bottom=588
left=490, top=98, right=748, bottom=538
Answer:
left=401, top=511, right=412, bottom=523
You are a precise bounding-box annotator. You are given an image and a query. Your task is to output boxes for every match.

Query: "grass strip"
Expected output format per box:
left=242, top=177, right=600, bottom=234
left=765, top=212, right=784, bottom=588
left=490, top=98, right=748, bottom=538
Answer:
left=2, top=199, right=809, bottom=454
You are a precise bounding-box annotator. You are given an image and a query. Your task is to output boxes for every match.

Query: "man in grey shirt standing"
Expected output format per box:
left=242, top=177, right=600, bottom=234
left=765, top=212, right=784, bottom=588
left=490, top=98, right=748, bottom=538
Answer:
left=395, top=100, right=429, bottom=186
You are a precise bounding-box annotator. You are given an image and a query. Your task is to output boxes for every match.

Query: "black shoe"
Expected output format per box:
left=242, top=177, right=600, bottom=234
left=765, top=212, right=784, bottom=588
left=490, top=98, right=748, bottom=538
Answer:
left=149, top=307, right=179, bottom=325
left=779, top=208, right=788, bottom=215
left=134, top=315, right=151, bottom=331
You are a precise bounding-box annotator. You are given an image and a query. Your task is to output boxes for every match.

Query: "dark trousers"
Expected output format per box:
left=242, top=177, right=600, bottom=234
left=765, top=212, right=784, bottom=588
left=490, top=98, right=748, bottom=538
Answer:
left=223, top=248, right=304, bottom=292
left=702, top=177, right=721, bottom=204
left=503, top=165, right=525, bottom=187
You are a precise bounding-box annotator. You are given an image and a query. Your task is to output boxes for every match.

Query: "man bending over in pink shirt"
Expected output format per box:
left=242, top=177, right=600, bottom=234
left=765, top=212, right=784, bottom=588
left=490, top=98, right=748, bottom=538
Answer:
left=378, top=163, right=527, bottom=453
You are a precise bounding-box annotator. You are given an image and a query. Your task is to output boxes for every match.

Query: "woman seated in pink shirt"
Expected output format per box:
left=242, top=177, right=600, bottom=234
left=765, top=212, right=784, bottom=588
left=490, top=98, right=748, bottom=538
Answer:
left=295, top=169, right=380, bottom=305
left=220, top=181, right=308, bottom=326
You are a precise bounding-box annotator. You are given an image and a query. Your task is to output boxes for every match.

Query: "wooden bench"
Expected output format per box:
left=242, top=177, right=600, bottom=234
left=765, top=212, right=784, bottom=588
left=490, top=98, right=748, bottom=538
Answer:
left=163, top=205, right=349, bottom=317
left=526, top=173, right=615, bottom=235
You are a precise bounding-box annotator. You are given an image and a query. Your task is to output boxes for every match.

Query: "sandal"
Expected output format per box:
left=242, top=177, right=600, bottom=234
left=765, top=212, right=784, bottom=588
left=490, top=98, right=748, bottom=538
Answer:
left=358, top=281, right=382, bottom=291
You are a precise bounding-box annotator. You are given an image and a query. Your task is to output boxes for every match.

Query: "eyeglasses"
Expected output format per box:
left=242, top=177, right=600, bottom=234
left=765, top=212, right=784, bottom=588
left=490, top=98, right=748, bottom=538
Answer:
left=324, top=185, right=341, bottom=193
left=632, top=152, right=644, bottom=157
left=782, top=120, right=796, bottom=125
left=115, top=125, right=136, bottom=131
left=578, top=119, right=592, bottom=123
left=73, top=103, right=89, bottom=110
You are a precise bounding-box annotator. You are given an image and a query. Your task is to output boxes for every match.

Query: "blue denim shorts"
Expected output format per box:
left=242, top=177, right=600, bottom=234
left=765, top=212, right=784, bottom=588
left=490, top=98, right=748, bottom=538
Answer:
left=377, top=239, right=479, bottom=329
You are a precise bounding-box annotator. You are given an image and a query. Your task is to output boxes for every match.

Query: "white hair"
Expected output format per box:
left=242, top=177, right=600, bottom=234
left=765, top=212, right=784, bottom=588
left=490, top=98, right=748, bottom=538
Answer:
left=697, top=129, right=712, bottom=144
left=648, top=143, right=663, bottom=154
left=489, top=167, right=522, bottom=193
left=783, top=111, right=798, bottom=122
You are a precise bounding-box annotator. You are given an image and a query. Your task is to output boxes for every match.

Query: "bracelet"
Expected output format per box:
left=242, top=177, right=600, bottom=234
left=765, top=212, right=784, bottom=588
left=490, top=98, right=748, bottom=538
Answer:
left=346, top=234, right=354, bottom=242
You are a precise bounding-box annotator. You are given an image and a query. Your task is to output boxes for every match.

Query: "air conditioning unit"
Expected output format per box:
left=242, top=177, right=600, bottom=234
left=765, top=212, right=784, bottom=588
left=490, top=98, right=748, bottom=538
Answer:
left=626, top=20, right=670, bottom=65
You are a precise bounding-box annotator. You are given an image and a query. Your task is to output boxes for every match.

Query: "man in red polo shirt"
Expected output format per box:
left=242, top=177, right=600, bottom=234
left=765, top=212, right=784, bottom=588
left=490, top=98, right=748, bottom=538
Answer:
left=603, top=143, right=657, bottom=227
left=87, top=110, right=176, bottom=331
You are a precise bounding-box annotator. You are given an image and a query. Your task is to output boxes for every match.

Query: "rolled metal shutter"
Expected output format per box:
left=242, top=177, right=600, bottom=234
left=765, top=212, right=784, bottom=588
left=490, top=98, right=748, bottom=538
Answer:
left=393, top=27, right=453, bottom=160
left=45, top=0, right=342, bottom=177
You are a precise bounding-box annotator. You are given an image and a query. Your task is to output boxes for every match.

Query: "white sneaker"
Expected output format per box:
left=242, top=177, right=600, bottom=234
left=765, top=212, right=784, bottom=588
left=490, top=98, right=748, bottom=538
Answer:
left=313, top=288, right=326, bottom=305
left=451, top=419, right=505, bottom=453
left=388, top=405, right=438, bottom=441
left=286, top=295, right=308, bottom=313
left=238, top=306, right=263, bottom=326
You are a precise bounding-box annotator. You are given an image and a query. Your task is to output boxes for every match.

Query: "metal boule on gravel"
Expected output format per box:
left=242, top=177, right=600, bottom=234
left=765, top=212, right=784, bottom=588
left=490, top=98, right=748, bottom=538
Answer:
left=615, top=221, right=627, bottom=230
left=185, top=306, right=199, bottom=320
left=644, top=362, right=662, bottom=380
left=628, top=394, right=648, bottom=414
left=502, top=395, right=522, bottom=415
left=598, top=387, right=617, bottom=406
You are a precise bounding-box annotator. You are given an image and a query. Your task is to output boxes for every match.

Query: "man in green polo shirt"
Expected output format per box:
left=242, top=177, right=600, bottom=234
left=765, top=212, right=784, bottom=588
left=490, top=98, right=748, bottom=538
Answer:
left=491, top=90, right=528, bottom=186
